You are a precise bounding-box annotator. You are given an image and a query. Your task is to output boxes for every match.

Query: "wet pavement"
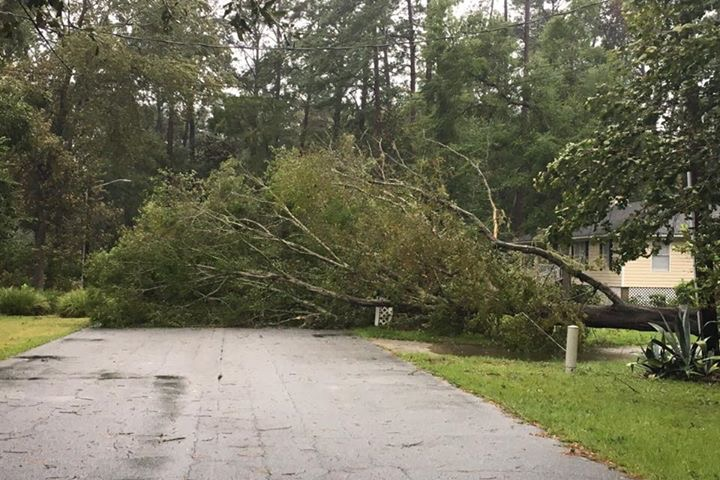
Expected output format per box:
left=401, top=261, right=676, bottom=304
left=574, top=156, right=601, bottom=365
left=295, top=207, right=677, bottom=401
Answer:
left=0, top=329, right=627, bottom=479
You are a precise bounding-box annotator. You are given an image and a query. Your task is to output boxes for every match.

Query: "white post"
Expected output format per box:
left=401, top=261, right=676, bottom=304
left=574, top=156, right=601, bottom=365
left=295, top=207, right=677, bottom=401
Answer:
left=565, top=325, right=579, bottom=373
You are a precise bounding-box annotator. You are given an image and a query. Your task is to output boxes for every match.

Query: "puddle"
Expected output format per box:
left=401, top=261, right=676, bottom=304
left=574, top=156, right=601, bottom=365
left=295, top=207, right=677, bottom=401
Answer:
left=154, top=375, right=182, bottom=381
left=15, top=355, right=64, bottom=362
left=97, top=371, right=144, bottom=380
left=0, top=376, right=48, bottom=381
left=153, top=375, right=186, bottom=420
left=313, top=332, right=351, bottom=338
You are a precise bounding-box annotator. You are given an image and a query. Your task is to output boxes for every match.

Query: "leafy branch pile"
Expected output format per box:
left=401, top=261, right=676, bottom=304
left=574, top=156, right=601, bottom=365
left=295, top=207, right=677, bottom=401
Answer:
left=89, top=143, right=579, bottom=353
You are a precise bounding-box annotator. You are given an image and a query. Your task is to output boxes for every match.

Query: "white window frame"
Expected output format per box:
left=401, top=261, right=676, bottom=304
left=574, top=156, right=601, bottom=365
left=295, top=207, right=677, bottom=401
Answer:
left=652, top=244, right=670, bottom=272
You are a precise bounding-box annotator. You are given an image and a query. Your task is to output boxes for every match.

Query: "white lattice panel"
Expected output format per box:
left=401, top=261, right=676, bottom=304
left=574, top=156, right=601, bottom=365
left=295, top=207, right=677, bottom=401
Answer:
left=374, top=306, right=394, bottom=326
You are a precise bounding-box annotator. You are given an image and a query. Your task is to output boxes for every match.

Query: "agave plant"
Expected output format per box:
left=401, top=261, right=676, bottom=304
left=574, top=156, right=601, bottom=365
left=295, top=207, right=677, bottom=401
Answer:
left=630, top=310, right=720, bottom=380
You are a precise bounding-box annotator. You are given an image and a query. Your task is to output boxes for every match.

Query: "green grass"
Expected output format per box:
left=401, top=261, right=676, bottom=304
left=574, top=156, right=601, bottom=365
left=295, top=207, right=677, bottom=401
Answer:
left=0, top=315, right=90, bottom=360
left=353, top=326, right=489, bottom=345
left=403, top=353, right=720, bottom=480
left=585, top=328, right=657, bottom=348
left=357, top=326, right=658, bottom=350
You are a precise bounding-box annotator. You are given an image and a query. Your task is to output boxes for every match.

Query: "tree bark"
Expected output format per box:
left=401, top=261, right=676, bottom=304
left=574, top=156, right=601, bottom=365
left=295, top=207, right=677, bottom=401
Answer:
left=383, top=44, right=391, bottom=94
left=693, top=203, right=719, bottom=349
left=373, top=45, right=382, bottom=140
left=584, top=305, right=696, bottom=334
left=300, top=95, right=311, bottom=149
left=359, top=63, right=369, bottom=132
left=273, top=0, right=283, bottom=101
left=155, top=97, right=163, bottom=134
left=332, top=84, right=344, bottom=141
left=406, top=0, right=417, bottom=121
left=521, top=0, right=531, bottom=117
left=166, top=102, right=175, bottom=167
left=187, top=103, right=196, bottom=163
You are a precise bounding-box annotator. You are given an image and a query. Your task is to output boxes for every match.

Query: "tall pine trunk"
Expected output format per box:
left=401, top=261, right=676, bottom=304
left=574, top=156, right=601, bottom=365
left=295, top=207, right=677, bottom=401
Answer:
left=406, top=0, right=417, bottom=121
left=373, top=45, right=382, bottom=140
left=166, top=102, right=175, bottom=167
left=300, top=95, right=311, bottom=149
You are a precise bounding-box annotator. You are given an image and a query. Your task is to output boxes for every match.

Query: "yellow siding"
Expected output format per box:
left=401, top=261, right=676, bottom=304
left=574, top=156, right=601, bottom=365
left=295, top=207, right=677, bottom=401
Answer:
left=622, top=241, right=695, bottom=288
left=584, top=241, right=621, bottom=287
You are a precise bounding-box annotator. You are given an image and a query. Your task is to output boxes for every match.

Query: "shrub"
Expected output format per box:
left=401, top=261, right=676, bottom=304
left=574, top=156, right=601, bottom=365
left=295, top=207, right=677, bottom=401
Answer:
left=674, top=280, right=699, bottom=308
left=0, top=285, right=50, bottom=315
left=55, top=289, right=89, bottom=318
left=570, top=284, right=602, bottom=305
left=648, top=293, right=670, bottom=308
left=491, top=313, right=580, bottom=356
left=630, top=311, right=720, bottom=380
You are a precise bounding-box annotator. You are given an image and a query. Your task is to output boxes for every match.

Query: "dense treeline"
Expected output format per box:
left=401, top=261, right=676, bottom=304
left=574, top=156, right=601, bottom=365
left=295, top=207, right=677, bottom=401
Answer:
left=0, top=0, right=624, bottom=289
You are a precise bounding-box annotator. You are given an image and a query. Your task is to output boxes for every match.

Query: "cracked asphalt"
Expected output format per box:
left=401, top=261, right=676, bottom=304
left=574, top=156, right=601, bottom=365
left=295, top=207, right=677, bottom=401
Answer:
left=0, top=329, right=627, bottom=480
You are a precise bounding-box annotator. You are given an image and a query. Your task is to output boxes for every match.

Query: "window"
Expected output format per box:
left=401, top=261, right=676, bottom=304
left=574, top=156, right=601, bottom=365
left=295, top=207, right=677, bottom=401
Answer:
left=572, top=241, right=589, bottom=264
left=599, top=241, right=613, bottom=270
left=652, top=244, right=670, bottom=272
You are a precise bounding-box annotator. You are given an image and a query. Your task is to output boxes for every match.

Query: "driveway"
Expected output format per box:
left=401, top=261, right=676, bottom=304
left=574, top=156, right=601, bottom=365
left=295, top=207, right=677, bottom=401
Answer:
left=0, top=329, right=626, bottom=480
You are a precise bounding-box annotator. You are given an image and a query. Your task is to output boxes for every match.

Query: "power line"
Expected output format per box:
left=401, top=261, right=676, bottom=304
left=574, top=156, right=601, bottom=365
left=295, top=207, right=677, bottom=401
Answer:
left=13, top=0, right=72, bottom=72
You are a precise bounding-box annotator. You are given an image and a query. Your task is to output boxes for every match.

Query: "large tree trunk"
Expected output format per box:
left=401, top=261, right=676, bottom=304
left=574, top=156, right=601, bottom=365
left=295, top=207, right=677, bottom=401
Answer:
left=373, top=45, right=382, bottom=140
left=694, top=205, right=719, bottom=349
left=584, top=304, right=696, bottom=334
left=300, top=95, right=311, bottom=149
left=187, top=104, right=196, bottom=163
left=166, top=102, right=175, bottom=167
left=332, top=84, right=344, bottom=141
left=406, top=0, right=417, bottom=121
left=521, top=0, right=531, bottom=117
left=359, top=64, right=369, bottom=133
left=155, top=97, right=163, bottom=134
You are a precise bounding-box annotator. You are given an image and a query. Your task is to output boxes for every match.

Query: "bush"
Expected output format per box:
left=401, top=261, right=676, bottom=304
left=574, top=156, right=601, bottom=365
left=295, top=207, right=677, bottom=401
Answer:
left=630, top=311, right=720, bottom=380
left=570, top=284, right=602, bottom=305
left=0, top=285, right=50, bottom=315
left=55, top=289, right=89, bottom=318
left=491, top=313, right=580, bottom=356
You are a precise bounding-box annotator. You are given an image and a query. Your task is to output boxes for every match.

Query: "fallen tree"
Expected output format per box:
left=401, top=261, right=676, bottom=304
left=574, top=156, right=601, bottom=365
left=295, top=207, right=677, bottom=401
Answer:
left=364, top=141, right=685, bottom=333
left=89, top=143, right=682, bottom=338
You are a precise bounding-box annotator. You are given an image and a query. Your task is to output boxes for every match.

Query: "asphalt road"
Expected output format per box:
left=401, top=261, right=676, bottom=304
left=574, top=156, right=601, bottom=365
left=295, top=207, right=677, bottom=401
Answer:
left=0, top=329, right=626, bottom=480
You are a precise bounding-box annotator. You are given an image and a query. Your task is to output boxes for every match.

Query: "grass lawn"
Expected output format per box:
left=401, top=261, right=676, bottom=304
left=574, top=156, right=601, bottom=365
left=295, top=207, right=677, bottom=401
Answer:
left=585, top=328, right=657, bottom=348
left=353, top=326, right=490, bottom=345
left=0, top=315, right=90, bottom=360
left=355, top=326, right=657, bottom=348
left=402, top=353, right=720, bottom=480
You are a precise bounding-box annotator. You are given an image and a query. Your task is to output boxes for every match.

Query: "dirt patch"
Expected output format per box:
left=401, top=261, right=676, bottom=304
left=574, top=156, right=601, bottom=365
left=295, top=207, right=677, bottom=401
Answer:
left=371, top=339, right=437, bottom=355
left=583, top=346, right=639, bottom=361
left=371, top=339, right=503, bottom=357
left=371, top=338, right=639, bottom=361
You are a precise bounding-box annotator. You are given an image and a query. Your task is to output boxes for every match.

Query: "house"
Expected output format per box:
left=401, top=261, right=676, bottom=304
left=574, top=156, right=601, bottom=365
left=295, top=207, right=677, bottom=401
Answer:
left=569, top=202, right=695, bottom=305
